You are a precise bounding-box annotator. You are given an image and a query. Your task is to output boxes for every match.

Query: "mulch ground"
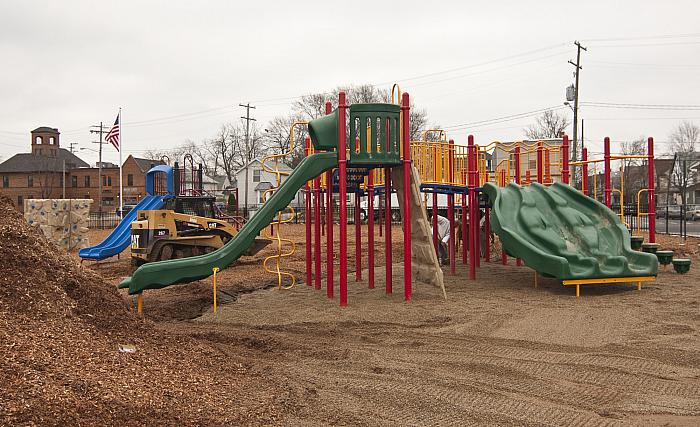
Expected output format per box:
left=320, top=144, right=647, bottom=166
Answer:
left=0, top=196, right=292, bottom=426
left=4, top=202, right=700, bottom=425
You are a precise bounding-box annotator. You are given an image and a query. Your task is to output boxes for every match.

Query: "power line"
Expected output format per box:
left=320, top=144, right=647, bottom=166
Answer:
left=580, top=32, right=700, bottom=43
left=443, top=105, right=565, bottom=130
left=581, top=102, right=700, bottom=111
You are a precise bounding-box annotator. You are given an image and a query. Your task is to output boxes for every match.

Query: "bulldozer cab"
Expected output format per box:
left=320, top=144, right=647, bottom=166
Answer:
left=164, top=196, right=216, bottom=218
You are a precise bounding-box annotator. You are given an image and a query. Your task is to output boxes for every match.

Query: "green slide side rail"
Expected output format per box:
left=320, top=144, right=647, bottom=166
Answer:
left=483, top=182, right=658, bottom=280
left=119, top=152, right=338, bottom=294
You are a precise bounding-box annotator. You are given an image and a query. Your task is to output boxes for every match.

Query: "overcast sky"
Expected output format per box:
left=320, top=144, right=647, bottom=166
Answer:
left=1, top=0, right=699, bottom=167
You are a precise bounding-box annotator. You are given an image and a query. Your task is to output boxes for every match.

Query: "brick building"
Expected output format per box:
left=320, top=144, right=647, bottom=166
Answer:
left=0, top=127, right=163, bottom=212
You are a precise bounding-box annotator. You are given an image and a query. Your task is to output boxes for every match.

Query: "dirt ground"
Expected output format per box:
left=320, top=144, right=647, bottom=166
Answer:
left=76, top=224, right=700, bottom=426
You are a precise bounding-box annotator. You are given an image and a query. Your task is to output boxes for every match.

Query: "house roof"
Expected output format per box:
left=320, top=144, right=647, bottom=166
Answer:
left=655, top=158, right=674, bottom=177
left=254, top=181, right=274, bottom=191
left=132, top=157, right=165, bottom=173
left=31, top=126, right=59, bottom=133
left=0, top=148, right=89, bottom=173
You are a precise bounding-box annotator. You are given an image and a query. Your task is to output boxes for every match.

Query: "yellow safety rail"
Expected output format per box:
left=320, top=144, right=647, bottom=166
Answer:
left=261, top=121, right=307, bottom=290
left=636, top=189, right=649, bottom=236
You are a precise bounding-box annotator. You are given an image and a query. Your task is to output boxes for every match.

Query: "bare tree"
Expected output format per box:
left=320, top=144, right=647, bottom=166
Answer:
left=669, top=121, right=699, bottom=154
left=524, top=110, right=571, bottom=140
left=667, top=121, right=699, bottom=205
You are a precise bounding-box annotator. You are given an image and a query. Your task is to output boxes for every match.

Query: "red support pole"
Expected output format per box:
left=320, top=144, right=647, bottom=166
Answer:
left=474, top=148, right=480, bottom=269
left=545, top=149, right=551, bottom=184
left=582, top=147, right=588, bottom=196
left=378, top=187, right=383, bottom=237
left=500, top=169, right=507, bottom=266
left=325, top=101, right=334, bottom=299
left=514, top=145, right=522, bottom=267
left=355, top=191, right=361, bottom=281
left=432, top=192, right=438, bottom=252
left=561, top=135, right=570, bottom=184
left=537, top=142, right=544, bottom=183
left=461, top=193, right=467, bottom=265
left=385, top=169, right=392, bottom=294
left=468, top=135, right=477, bottom=280
left=401, top=92, right=412, bottom=301
left=338, top=92, right=348, bottom=307
left=367, top=170, right=375, bottom=289
left=448, top=193, right=455, bottom=275
left=647, top=137, right=656, bottom=243
left=305, top=137, right=312, bottom=286
left=604, top=137, right=612, bottom=208
left=314, top=170, right=321, bottom=290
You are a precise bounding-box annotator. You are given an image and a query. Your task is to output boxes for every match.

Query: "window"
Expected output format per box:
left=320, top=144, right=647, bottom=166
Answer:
left=528, top=160, right=536, bottom=171
left=103, top=175, right=111, bottom=186
left=253, top=169, right=261, bottom=182
left=35, top=136, right=42, bottom=145
left=49, top=137, right=55, bottom=145
left=259, top=191, right=266, bottom=203
left=71, top=176, right=77, bottom=188
left=127, top=174, right=134, bottom=186
left=28, top=194, right=34, bottom=199
left=2, top=176, right=8, bottom=188
left=27, top=176, right=33, bottom=187
left=37, top=149, right=42, bottom=155
left=84, top=194, right=90, bottom=200
left=108, top=176, right=112, bottom=186
left=84, top=176, right=90, bottom=187
left=102, top=197, right=114, bottom=206
left=17, top=196, right=23, bottom=207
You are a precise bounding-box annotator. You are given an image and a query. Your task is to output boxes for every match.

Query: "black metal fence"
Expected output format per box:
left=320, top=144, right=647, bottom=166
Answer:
left=89, top=212, right=121, bottom=229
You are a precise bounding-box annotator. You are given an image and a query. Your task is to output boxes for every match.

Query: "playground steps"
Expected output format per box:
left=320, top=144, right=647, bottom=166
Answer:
left=391, top=166, right=445, bottom=296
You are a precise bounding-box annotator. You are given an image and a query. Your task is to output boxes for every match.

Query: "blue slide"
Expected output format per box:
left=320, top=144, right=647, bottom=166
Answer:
left=80, top=164, right=174, bottom=262
left=79, top=194, right=167, bottom=261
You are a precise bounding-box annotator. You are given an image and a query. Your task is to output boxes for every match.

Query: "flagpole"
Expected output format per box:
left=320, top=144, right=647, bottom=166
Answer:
left=119, top=107, right=123, bottom=219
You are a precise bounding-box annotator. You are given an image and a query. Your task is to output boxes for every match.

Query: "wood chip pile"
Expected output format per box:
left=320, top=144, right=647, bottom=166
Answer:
left=0, top=196, right=288, bottom=426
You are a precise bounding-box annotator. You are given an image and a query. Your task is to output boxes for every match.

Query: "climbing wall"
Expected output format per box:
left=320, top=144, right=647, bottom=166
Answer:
left=392, top=166, right=446, bottom=298
left=24, top=199, right=93, bottom=251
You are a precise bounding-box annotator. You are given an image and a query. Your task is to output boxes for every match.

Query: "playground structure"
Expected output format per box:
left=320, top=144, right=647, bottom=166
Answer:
left=114, top=83, right=674, bottom=305
left=119, top=90, right=425, bottom=308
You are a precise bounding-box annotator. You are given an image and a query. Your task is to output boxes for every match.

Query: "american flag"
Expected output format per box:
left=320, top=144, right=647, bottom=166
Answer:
left=105, top=112, right=120, bottom=151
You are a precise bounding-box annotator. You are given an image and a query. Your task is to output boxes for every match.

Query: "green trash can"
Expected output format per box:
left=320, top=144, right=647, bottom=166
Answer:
left=641, top=243, right=659, bottom=254
left=672, top=259, right=691, bottom=274
left=630, top=235, right=644, bottom=251
left=656, top=250, right=674, bottom=270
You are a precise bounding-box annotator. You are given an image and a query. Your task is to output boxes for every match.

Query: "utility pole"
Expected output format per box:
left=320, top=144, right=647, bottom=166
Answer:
left=239, top=102, right=256, bottom=219
left=68, top=142, right=78, bottom=153
left=90, top=122, right=107, bottom=216
left=568, top=40, right=587, bottom=170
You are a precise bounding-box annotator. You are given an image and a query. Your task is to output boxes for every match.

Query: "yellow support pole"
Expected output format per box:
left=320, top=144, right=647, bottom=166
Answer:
left=576, top=284, right=580, bottom=298
left=136, top=294, right=143, bottom=314
left=212, top=267, right=220, bottom=314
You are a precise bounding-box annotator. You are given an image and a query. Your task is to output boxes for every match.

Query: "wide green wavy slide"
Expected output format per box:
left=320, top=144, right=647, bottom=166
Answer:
left=483, top=182, right=657, bottom=280
left=119, top=152, right=338, bottom=295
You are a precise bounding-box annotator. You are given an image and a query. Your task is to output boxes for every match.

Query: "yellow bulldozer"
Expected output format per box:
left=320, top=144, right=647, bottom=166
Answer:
left=130, top=196, right=269, bottom=266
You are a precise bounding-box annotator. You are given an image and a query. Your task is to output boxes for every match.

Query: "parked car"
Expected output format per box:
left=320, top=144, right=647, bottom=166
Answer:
left=686, top=205, right=700, bottom=221
left=656, top=205, right=682, bottom=219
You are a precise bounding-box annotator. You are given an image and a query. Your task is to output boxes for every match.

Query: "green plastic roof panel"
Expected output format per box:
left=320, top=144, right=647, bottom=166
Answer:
left=484, top=182, right=658, bottom=280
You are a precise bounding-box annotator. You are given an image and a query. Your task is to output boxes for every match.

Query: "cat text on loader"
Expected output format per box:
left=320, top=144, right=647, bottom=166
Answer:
left=130, top=196, right=270, bottom=266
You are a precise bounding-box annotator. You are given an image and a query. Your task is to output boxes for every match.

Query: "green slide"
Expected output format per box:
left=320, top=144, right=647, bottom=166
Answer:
left=483, top=182, right=658, bottom=280
left=119, top=152, right=338, bottom=295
